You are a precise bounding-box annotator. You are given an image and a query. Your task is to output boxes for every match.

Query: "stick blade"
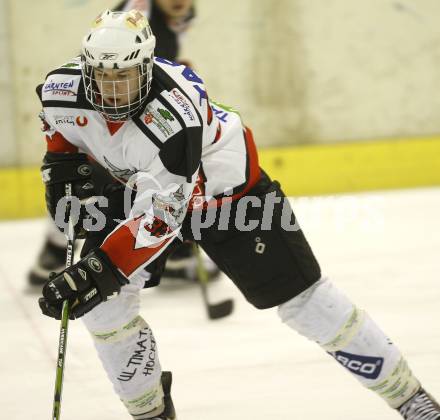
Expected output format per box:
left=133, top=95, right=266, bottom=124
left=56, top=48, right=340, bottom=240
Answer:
left=207, top=299, right=234, bottom=320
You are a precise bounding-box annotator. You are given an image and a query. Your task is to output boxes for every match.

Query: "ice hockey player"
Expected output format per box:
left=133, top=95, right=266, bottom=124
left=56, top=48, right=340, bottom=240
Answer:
left=114, top=0, right=195, bottom=66
left=28, top=0, right=211, bottom=286
left=37, top=9, right=440, bottom=420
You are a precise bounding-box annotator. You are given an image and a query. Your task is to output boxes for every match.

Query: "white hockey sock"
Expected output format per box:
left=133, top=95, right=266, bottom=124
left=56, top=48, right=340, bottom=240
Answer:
left=278, top=278, right=420, bottom=408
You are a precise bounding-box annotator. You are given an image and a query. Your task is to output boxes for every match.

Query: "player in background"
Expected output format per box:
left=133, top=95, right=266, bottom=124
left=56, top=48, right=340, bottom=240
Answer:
left=37, top=10, right=440, bottom=420
left=114, top=0, right=194, bottom=67
left=28, top=0, right=219, bottom=286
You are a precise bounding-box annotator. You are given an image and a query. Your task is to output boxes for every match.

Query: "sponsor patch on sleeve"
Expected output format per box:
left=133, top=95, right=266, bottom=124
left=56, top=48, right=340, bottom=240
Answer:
left=142, top=99, right=182, bottom=140
left=42, top=74, right=81, bottom=102
left=161, top=88, right=201, bottom=128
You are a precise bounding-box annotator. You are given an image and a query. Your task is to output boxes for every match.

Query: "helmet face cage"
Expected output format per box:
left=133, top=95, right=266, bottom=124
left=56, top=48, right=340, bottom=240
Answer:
left=80, top=9, right=156, bottom=121
left=82, top=56, right=153, bottom=121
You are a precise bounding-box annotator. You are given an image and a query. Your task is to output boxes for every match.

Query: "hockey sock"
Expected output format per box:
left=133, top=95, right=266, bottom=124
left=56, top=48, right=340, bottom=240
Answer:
left=82, top=274, right=164, bottom=418
left=278, top=278, right=420, bottom=408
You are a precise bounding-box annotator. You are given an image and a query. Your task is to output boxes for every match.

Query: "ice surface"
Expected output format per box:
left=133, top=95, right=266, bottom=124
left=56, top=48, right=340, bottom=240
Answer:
left=0, top=188, right=439, bottom=420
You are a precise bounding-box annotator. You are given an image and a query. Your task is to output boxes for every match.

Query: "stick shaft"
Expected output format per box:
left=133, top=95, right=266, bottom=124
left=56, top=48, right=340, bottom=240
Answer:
left=52, top=183, right=75, bottom=420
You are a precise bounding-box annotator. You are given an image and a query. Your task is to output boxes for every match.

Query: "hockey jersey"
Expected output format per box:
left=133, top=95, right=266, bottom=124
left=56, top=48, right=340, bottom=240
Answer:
left=36, top=57, right=260, bottom=278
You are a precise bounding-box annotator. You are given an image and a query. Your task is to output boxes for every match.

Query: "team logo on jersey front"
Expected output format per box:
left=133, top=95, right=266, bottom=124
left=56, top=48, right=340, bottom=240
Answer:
left=42, top=75, right=81, bottom=102
left=142, top=99, right=182, bottom=140
left=104, top=156, right=137, bottom=183
left=162, top=88, right=201, bottom=128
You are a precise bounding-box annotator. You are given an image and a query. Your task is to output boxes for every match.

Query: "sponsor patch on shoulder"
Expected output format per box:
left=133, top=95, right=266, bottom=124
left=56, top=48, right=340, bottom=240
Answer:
left=42, top=74, right=81, bottom=102
left=161, top=88, right=200, bottom=128
left=142, top=99, right=182, bottom=140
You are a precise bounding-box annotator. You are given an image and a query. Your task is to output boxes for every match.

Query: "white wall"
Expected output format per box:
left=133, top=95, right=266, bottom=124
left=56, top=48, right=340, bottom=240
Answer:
left=2, top=0, right=440, bottom=166
left=7, top=0, right=111, bottom=166
left=184, top=0, right=440, bottom=146
left=297, top=0, right=440, bottom=144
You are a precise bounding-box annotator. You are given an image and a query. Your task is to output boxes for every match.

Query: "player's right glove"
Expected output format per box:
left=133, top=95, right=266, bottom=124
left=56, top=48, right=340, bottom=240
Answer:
left=38, top=248, right=128, bottom=320
left=41, top=152, right=96, bottom=238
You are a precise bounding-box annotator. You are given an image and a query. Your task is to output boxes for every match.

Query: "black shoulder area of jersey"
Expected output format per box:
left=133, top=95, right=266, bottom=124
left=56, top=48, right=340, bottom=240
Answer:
left=36, top=64, right=94, bottom=111
left=36, top=83, right=43, bottom=101
left=158, top=129, right=201, bottom=180
left=45, top=66, right=81, bottom=78
left=143, top=64, right=203, bottom=180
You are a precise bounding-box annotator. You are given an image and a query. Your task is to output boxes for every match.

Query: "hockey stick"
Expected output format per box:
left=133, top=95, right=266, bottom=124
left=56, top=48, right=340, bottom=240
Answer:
left=193, top=243, right=234, bottom=320
left=52, top=183, right=75, bottom=420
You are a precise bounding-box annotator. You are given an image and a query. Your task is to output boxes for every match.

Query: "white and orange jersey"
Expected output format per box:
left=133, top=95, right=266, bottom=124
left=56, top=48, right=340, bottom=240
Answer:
left=37, top=56, right=260, bottom=278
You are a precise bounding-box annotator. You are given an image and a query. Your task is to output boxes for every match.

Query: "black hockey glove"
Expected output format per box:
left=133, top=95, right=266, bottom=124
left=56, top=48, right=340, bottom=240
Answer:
left=38, top=248, right=128, bottom=320
left=41, top=152, right=96, bottom=238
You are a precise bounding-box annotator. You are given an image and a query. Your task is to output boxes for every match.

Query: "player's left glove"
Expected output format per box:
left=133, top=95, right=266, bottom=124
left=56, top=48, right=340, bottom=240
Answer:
left=38, top=248, right=128, bottom=320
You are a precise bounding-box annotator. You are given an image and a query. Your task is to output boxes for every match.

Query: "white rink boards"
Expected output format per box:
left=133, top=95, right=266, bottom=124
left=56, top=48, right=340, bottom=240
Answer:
left=0, top=188, right=439, bottom=420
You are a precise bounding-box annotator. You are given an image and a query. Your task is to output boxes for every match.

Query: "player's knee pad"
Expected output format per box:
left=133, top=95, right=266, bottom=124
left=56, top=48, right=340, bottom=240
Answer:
left=88, top=314, right=148, bottom=345
left=278, top=277, right=354, bottom=344
left=86, top=313, right=164, bottom=415
left=278, top=278, right=420, bottom=408
left=81, top=271, right=163, bottom=412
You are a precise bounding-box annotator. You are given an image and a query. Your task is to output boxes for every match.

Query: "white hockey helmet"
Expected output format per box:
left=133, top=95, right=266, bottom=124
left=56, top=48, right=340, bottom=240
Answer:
left=81, top=9, right=156, bottom=121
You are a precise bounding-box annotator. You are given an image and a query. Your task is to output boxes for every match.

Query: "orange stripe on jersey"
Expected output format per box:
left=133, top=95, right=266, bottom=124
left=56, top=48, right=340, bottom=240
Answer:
left=241, top=126, right=261, bottom=193
left=101, top=216, right=172, bottom=277
left=193, top=126, right=261, bottom=210
left=207, top=103, right=213, bottom=125
left=46, top=132, right=78, bottom=153
left=224, top=126, right=261, bottom=203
